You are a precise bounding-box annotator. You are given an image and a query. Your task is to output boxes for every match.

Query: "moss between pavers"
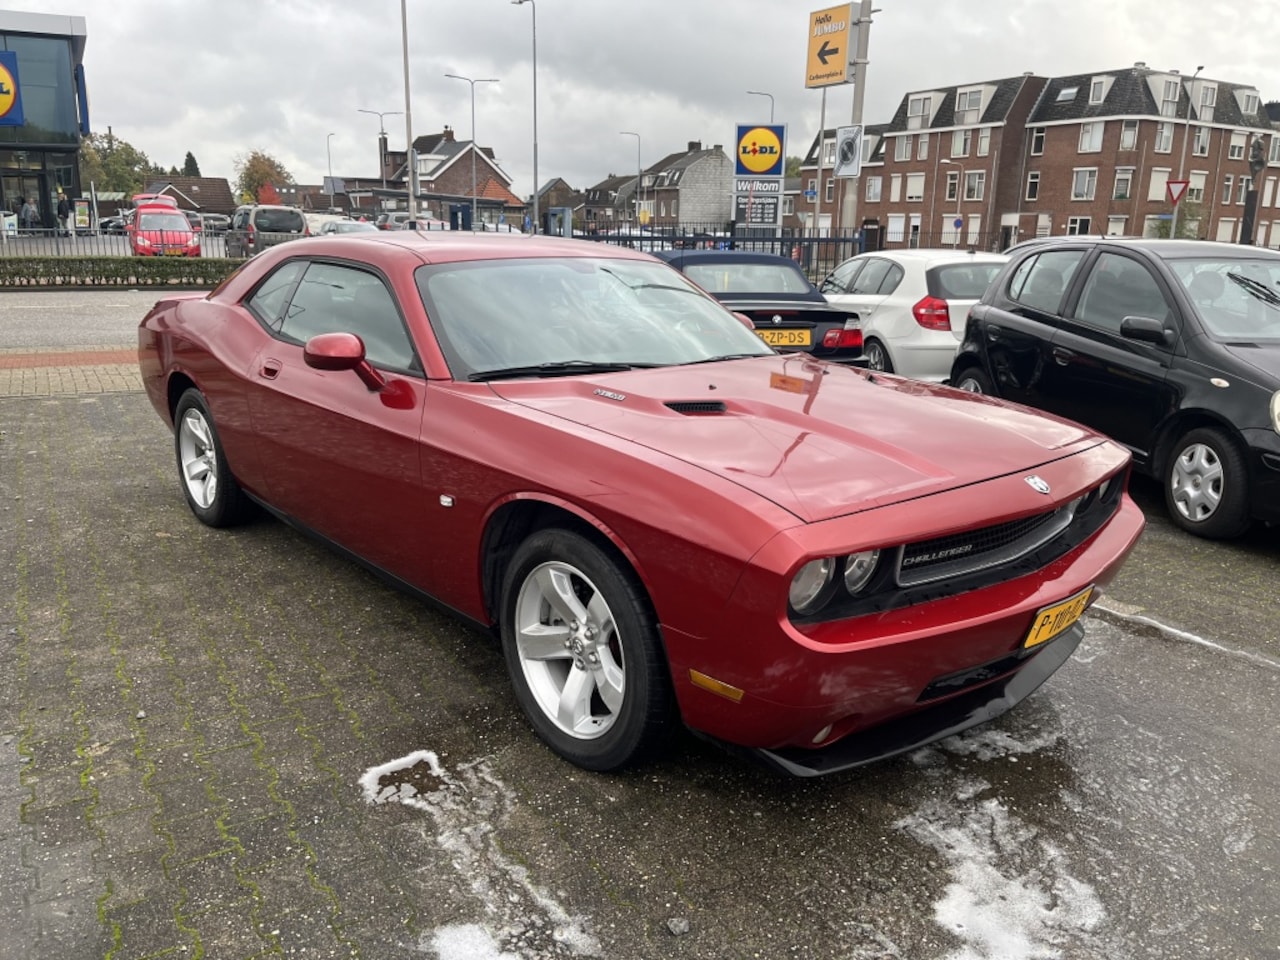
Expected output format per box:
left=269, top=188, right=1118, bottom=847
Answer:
left=0, top=256, right=241, bottom=289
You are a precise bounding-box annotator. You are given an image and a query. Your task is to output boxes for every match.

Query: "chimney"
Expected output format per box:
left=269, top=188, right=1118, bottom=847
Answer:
left=444, top=125, right=454, bottom=142
left=1134, top=61, right=1146, bottom=68
left=688, top=140, right=703, bottom=152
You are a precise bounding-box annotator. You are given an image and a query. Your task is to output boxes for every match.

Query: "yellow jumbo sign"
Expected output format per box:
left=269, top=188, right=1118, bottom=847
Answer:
left=806, top=4, right=853, bottom=88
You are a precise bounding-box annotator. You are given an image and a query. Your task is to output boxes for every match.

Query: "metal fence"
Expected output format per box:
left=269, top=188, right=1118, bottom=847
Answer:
left=0, top=227, right=232, bottom=259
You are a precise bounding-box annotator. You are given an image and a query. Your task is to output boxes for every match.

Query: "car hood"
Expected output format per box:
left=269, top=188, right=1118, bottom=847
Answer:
left=487, top=356, right=1101, bottom=522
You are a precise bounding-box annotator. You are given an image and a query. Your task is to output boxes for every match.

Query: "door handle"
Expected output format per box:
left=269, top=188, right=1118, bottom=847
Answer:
left=1052, top=347, right=1074, bottom=366
left=260, top=358, right=282, bottom=380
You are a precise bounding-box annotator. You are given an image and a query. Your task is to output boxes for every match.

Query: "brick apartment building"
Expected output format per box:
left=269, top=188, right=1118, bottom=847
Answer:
left=800, top=63, right=1276, bottom=251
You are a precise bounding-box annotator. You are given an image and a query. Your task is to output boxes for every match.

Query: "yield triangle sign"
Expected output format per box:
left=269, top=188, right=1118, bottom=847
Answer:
left=1167, top=179, right=1190, bottom=205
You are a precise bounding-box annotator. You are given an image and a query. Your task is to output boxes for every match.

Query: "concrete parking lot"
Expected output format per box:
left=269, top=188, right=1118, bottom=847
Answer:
left=2, top=291, right=1278, bottom=960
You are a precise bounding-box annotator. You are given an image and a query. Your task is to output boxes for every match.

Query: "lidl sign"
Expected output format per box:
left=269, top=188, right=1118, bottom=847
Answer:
left=0, top=52, right=24, bottom=127
left=735, top=124, right=786, bottom=178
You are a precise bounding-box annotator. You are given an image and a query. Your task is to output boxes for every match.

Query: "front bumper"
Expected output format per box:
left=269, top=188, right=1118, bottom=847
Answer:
left=1244, top=427, right=1280, bottom=524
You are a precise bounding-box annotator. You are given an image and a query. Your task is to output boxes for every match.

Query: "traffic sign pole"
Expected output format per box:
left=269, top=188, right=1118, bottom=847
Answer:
left=841, top=0, right=873, bottom=239
left=813, top=88, right=826, bottom=238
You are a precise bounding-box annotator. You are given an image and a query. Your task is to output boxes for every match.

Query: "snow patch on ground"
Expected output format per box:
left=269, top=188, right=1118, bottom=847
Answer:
left=359, top=750, right=601, bottom=958
left=937, top=726, right=1063, bottom=762
left=898, top=789, right=1104, bottom=960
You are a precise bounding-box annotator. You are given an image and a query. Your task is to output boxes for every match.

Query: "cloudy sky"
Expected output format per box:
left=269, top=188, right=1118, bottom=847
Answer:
left=21, top=0, right=1280, bottom=196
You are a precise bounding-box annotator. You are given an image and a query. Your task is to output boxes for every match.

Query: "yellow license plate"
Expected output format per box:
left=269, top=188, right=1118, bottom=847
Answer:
left=757, top=328, right=811, bottom=347
left=1023, top=586, right=1094, bottom=649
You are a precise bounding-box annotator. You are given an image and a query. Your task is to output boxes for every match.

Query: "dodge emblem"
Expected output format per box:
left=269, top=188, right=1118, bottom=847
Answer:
left=1025, top=475, right=1051, bottom=495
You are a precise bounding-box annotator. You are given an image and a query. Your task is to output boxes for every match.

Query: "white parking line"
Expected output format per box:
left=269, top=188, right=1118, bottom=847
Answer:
left=1094, top=602, right=1280, bottom=673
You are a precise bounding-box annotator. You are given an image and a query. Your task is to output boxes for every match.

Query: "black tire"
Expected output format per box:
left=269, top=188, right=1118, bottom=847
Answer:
left=863, top=337, right=894, bottom=373
left=1163, top=426, right=1251, bottom=539
left=173, top=388, right=253, bottom=528
left=499, top=528, right=675, bottom=771
left=952, top=365, right=993, bottom=394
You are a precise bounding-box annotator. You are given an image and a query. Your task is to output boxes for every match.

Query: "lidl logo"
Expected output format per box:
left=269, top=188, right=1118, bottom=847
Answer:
left=735, top=124, right=785, bottom=177
left=0, top=52, right=23, bottom=127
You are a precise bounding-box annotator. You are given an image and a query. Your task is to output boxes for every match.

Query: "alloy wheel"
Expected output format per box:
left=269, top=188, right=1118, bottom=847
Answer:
left=178, top=408, right=219, bottom=509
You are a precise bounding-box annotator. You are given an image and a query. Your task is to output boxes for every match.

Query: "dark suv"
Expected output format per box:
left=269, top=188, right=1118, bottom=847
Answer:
left=226, top=204, right=308, bottom=258
left=949, top=238, right=1280, bottom=539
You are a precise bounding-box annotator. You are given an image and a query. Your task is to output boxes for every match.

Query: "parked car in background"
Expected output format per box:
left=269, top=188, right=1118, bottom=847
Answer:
left=200, top=213, right=231, bottom=234
left=98, top=215, right=127, bottom=235
left=130, top=193, right=179, bottom=210
left=136, top=232, right=1143, bottom=775
left=398, top=217, right=451, bottom=232
left=127, top=205, right=201, bottom=257
left=181, top=210, right=203, bottom=231
left=820, top=249, right=1007, bottom=380
left=950, top=237, right=1280, bottom=539
left=225, top=204, right=309, bottom=258
left=319, top=219, right=379, bottom=235
left=653, top=250, right=863, bottom=362
left=376, top=211, right=411, bottom=231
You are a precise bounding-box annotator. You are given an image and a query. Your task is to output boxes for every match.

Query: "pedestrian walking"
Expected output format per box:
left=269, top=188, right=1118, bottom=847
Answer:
left=56, top=190, right=71, bottom=236
left=19, top=197, right=36, bottom=233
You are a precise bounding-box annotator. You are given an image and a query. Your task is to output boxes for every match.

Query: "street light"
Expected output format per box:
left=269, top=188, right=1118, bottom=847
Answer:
left=620, top=131, right=641, bottom=225
left=399, top=0, right=418, bottom=219
left=445, top=73, right=500, bottom=229
left=512, top=0, right=538, bottom=233
left=747, top=90, right=775, bottom=123
left=1169, top=64, right=1205, bottom=241
left=940, top=158, right=965, bottom=248
left=325, top=132, right=335, bottom=211
left=357, top=108, right=404, bottom=191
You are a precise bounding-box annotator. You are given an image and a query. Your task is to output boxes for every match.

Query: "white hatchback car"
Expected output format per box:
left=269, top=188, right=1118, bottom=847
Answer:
left=819, top=249, right=1007, bottom=381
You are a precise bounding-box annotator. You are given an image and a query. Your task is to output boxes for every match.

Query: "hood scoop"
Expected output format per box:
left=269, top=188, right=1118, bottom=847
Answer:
left=664, top=400, right=727, bottom=415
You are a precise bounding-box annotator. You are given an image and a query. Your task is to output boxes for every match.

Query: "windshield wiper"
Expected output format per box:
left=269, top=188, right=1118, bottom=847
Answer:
left=469, top=360, right=653, bottom=382
left=681, top=353, right=769, bottom=366
left=1225, top=272, right=1280, bottom=307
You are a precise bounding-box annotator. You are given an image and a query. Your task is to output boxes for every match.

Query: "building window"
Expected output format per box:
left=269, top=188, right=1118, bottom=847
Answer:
left=1222, top=174, right=1234, bottom=203
left=1155, top=122, right=1173, bottom=153
left=1243, top=92, right=1260, bottom=115
left=1079, top=122, right=1104, bottom=153
left=1187, top=171, right=1206, bottom=202
left=1120, top=120, right=1138, bottom=151
left=781, top=196, right=794, bottom=216
left=1229, top=131, right=1247, bottom=160
left=906, top=173, right=925, bottom=202
left=1031, top=127, right=1045, bottom=155
left=964, top=171, right=985, bottom=201
left=807, top=178, right=817, bottom=193
left=955, top=89, right=982, bottom=125
left=907, top=95, right=931, bottom=129
left=1149, top=168, right=1170, bottom=201
left=951, top=129, right=971, bottom=158
left=889, top=174, right=902, bottom=202
left=823, top=139, right=837, bottom=165
left=1026, top=171, right=1040, bottom=201
left=1056, top=86, right=1078, bottom=103
left=826, top=179, right=835, bottom=202
left=1089, top=78, right=1106, bottom=104
left=1114, top=168, right=1133, bottom=200
left=1068, top=216, right=1092, bottom=235
left=865, top=176, right=882, bottom=202
left=895, top=135, right=912, bottom=161
left=977, top=128, right=991, bottom=156
left=917, top=134, right=928, bottom=160
left=1161, top=78, right=1180, bottom=117
left=1200, top=84, right=1217, bottom=122
left=1238, top=176, right=1251, bottom=204
left=1072, top=168, right=1097, bottom=200
left=672, top=199, right=678, bottom=217
left=945, top=170, right=959, bottom=202
left=1270, top=138, right=1280, bottom=164
left=1107, top=216, right=1127, bottom=236
left=1192, top=126, right=1210, bottom=156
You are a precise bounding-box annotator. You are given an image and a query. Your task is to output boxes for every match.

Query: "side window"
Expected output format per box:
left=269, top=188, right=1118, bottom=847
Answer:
left=1074, top=252, right=1173, bottom=335
left=1008, top=250, right=1086, bottom=315
left=246, top=260, right=306, bottom=331
left=850, top=258, right=891, bottom=295
left=231, top=208, right=249, bottom=229
left=878, top=263, right=905, bottom=295
left=280, top=262, right=418, bottom=372
left=821, top=259, right=863, bottom=294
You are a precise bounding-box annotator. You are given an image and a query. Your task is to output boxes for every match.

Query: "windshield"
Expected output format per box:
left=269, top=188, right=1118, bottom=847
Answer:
left=138, top=213, right=192, bottom=231
left=415, top=257, right=775, bottom=379
left=1168, top=256, right=1280, bottom=340
left=682, top=259, right=815, bottom=296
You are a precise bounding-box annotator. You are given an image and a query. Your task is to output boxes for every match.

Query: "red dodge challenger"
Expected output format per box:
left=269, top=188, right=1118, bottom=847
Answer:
left=138, top=232, right=1145, bottom=776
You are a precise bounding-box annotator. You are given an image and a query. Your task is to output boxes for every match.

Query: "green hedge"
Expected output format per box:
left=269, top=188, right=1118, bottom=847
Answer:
left=0, top=255, right=243, bottom=288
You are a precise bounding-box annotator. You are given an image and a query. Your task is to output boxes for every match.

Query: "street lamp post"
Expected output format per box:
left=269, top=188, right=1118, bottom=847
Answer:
left=511, top=0, right=538, bottom=233
left=399, top=0, right=418, bottom=219
left=747, top=90, right=775, bottom=123
left=325, top=132, right=335, bottom=210
left=940, top=158, right=965, bottom=248
left=357, top=108, right=404, bottom=192
left=445, top=73, right=499, bottom=229
left=620, top=131, right=641, bottom=226
left=1169, top=65, right=1205, bottom=241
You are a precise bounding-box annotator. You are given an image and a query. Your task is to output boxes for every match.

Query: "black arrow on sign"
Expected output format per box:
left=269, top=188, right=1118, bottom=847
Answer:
left=817, top=40, right=839, bottom=66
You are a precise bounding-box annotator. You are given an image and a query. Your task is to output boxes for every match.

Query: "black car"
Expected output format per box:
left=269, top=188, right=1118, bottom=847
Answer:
left=652, top=250, right=863, bottom=362
left=950, top=238, right=1280, bottom=539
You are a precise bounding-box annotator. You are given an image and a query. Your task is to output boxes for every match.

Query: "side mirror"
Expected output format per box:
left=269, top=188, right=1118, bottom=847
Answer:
left=304, top=332, right=386, bottom=391
left=1120, top=315, right=1172, bottom=346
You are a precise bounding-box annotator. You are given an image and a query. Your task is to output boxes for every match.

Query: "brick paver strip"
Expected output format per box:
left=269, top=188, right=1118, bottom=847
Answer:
left=0, top=348, right=137, bottom=369
left=0, top=349, right=142, bottom=398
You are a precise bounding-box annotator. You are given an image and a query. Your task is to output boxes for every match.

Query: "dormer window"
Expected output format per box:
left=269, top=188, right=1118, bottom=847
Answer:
left=1243, top=92, right=1260, bottom=115
left=955, top=89, right=982, bottom=125
left=1161, top=78, right=1180, bottom=117
left=907, top=95, right=932, bottom=130
left=1056, top=86, right=1079, bottom=103
left=1089, top=78, right=1106, bottom=104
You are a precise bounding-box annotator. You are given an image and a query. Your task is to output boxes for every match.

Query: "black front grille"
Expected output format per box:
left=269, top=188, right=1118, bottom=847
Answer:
left=898, top=508, right=1064, bottom=586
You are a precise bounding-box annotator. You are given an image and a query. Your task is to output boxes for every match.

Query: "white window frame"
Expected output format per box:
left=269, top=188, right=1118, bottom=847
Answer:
left=1222, top=174, right=1234, bottom=204
left=1113, top=167, right=1134, bottom=200
left=1229, top=131, right=1246, bottom=160
left=977, top=128, right=991, bottom=157
left=1161, top=78, right=1180, bottom=117
left=889, top=174, right=902, bottom=203
left=951, top=129, right=971, bottom=158
left=865, top=176, right=882, bottom=202
left=905, top=172, right=925, bottom=202
left=1026, top=171, right=1040, bottom=201
left=907, top=95, right=931, bottom=130
left=895, top=135, right=912, bottom=161
left=1089, top=78, right=1106, bottom=104
left=955, top=89, right=982, bottom=125
left=1237, top=176, right=1251, bottom=205
left=945, top=170, right=959, bottom=202
left=1067, top=216, right=1092, bottom=235
left=1270, top=137, right=1280, bottom=165
left=781, top=196, right=794, bottom=216
left=1149, top=167, right=1171, bottom=202
left=1187, top=171, right=1207, bottom=203
left=917, top=134, right=928, bottom=160
left=1031, top=128, right=1045, bottom=155
left=1072, top=168, right=1098, bottom=201
left=823, top=139, right=837, bottom=165
left=1243, top=93, right=1260, bottom=116
left=1192, top=126, right=1211, bottom=157
left=1078, top=122, right=1104, bottom=153
left=1155, top=122, right=1173, bottom=153
left=1120, top=119, right=1138, bottom=151
left=964, top=170, right=985, bottom=201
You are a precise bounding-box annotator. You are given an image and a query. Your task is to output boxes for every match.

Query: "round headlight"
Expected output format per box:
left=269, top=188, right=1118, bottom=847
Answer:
left=790, top=558, right=834, bottom=614
left=843, top=549, right=880, bottom=594
left=1271, top=390, right=1280, bottom=434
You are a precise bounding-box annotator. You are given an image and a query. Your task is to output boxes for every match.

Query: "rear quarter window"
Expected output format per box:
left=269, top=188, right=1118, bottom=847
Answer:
left=927, top=262, right=1005, bottom=300
left=1006, top=250, right=1086, bottom=314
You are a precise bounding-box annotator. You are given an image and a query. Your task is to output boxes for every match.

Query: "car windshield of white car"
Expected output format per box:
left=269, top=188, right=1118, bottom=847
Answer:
left=1169, top=257, right=1280, bottom=341
left=415, top=257, right=774, bottom=380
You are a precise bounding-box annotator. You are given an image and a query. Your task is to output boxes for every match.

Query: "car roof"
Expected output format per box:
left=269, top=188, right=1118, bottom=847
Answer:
left=652, top=250, right=803, bottom=266
left=849, top=248, right=1008, bottom=264
left=1006, top=236, right=1280, bottom=261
